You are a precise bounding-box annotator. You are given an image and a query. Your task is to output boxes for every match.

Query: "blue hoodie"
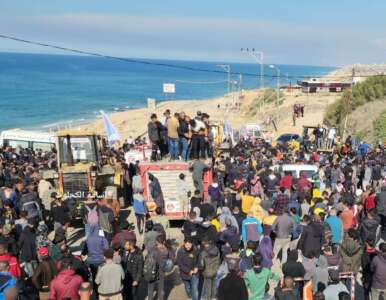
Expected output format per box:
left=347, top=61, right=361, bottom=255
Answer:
left=86, top=224, right=109, bottom=265
left=242, top=217, right=263, bottom=244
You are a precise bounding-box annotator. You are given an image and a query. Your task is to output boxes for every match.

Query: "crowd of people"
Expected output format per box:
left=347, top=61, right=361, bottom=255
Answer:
left=0, top=109, right=385, bottom=300
left=147, top=110, right=215, bottom=162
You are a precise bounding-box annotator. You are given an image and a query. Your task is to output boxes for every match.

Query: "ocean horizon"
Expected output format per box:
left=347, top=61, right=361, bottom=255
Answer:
left=0, top=52, right=335, bottom=131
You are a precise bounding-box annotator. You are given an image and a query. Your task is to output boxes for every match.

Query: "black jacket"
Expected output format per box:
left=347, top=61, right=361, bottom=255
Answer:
left=50, top=202, right=70, bottom=225
left=218, top=272, right=248, bottom=300
left=176, top=246, right=199, bottom=281
left=282, top=250, right=306, bottom=278
left=198, top=222, right=218, bottom=244
left=360, top=217, right=380, bottom=243
left=182, top=220, right=200, bottom=245
left=18, top=225, right=37, bottom=262
left=122, top=247, right=143, bottom=282
left=297, top=221, right=325, bottom=258
left=376, top=186, right=386, bottom=217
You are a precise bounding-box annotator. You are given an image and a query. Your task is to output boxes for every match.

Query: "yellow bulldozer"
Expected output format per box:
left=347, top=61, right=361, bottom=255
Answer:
left=44, top=129, right=117, bottom=217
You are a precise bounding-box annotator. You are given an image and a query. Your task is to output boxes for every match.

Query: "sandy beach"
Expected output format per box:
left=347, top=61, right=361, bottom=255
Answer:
left=83, top=87, right=340, bottom=140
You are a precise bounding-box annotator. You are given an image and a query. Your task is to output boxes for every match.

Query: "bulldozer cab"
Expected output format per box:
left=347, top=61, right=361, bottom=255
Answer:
left=54, top=129, right=115, bottom=205
left=57, top=130, right=102, bottom=171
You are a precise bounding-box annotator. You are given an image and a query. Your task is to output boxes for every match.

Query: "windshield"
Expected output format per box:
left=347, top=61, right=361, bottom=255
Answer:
left=59, top=136, right=96, bottom=164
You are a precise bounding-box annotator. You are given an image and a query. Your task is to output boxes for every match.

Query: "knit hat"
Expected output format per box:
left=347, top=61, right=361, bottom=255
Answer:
left=38, top=247, right=49, bottom=257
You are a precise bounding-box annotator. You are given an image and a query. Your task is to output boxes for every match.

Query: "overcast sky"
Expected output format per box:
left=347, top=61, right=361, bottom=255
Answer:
left=1, top=0, right=386, bottom=66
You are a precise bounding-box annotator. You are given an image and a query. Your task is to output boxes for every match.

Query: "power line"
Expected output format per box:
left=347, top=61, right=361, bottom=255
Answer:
left=0, top=33, right=385, bottom=80
left=174, top=79, right=228, bottom=84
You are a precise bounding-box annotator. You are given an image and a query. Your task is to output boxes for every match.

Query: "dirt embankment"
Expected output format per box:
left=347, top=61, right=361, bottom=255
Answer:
left=345, top=99, right=386, bottom=142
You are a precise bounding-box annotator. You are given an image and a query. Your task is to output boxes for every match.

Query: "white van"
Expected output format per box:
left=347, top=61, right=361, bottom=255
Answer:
left=0, top=129, right=56, bottom=151
left=271, top=164, right=318, bottom=179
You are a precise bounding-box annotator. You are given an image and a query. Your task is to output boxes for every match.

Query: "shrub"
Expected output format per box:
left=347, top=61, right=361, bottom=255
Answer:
left=373, top=110, right=386, bottom=144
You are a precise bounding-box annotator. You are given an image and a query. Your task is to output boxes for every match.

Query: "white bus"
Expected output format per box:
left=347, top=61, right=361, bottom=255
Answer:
left=0, top=129, right=56, bottom=151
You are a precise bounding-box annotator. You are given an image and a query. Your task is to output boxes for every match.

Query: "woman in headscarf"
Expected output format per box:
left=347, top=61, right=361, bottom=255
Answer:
left=258, top=235, right=274, bottom=269
left=219, top=207, right=239, bottom=233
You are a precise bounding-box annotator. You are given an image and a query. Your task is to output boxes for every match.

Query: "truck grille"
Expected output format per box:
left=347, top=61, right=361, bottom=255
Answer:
left=62, top=173, right=89, bottom=197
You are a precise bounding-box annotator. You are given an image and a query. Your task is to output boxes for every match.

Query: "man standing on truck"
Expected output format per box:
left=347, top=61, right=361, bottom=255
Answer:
left=148, top=114, right=165, bottom=162
left=167, top=113, right=180, bottom=161
left=190, top=159, right=210, bottom=198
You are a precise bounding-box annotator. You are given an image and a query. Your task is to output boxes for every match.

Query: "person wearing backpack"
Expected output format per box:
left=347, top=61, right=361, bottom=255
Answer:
left=146, top=235, right=174, bottom=300
left=98, top=199, right=115, bottom=243
left=198, top=239, right=220, bottom=300
left=176, top=238, right=199, bottom=300
left=84, top=202, right=99, bottom=238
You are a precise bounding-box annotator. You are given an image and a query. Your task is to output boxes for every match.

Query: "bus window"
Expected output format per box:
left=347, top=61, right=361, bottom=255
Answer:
left=8, top=140, right=29, bottom=149
left=33, top=142, right=53, bottom=151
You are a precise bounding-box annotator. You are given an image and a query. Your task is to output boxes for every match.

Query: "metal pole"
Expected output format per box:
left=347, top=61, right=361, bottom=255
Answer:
left=276, top=68, right=280, bottom=122
left=260, top=52, right=264, bottom=89
left=227, top=66, right=231, bottom=94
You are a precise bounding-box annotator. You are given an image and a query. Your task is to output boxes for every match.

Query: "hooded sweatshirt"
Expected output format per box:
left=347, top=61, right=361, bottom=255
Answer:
left=360, top=216, right=380, bottom=243
left=49, top=269, right=83, bottom=300
left=312, top=255, right=329, bottom=292
left=219, top=207, right=239, bottom=231
left=371, top=253, right=386, bottom=289
left=86, top=224, right=109, bottom=265
left=282, top=250, right=305, bottom=278
left=340, top=238, right=363, bottom=272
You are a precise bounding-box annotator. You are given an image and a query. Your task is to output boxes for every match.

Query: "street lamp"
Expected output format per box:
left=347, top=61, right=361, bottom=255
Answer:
left=217, top=64, right=231, bottom=94
left=240, top=48, right=264, bottom=89
left=269, top=64, right=281, bottom=122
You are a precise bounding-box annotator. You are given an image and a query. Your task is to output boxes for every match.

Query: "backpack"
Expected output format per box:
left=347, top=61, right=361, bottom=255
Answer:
left=99, top=211, right=112, bottom=233
left=239, top=252, right=254, bottom=273
left=86, top=206, right=99, bottom=225
left=143, top=253, right=159, bottom=282
left=202, top=253, right=220, bottom=278
left=215, top=260, right=229, bottom=288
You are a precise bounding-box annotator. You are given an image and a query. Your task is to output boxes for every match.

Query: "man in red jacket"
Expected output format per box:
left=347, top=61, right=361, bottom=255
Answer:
left=280, top=171, right=293, bottom=191
left=0, top=243, right=21, bottom=279
left=49, top=258, right=83, bottom=300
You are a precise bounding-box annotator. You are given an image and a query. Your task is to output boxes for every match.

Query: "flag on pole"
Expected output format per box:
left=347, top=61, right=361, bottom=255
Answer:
left=223, top=119, right=234, bottom=144
left=100, top=110, right=120, bottom=146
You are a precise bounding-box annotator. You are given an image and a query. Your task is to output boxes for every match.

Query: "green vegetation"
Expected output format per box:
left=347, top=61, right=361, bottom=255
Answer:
left=324, top=75, right=386, bottom=130
left=373, top=110, right=386, bottom=143
left=248, top=88, right=285, bottom=116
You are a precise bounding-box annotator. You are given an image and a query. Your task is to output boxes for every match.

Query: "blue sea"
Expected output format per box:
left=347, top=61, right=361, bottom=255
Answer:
left=0, top=52, right=335, bottom=130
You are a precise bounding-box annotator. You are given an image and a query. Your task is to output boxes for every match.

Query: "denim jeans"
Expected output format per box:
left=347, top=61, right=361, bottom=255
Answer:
left=168, top=138, right=179, bottom=160
left=180, top=137, right=190, bottom=161
left=183, top=274, right=199, bottom=300
left=202, top=277, right=216, bottom=300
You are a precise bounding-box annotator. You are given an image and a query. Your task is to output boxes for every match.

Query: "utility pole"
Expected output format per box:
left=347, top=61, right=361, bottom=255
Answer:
left=240, top=48, right=264, bottom=89
left=217, top=64, right=231, bottom=94
left=342, top=67, right=355, bottom=139
left=269, top=65, right=281, bottom=123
